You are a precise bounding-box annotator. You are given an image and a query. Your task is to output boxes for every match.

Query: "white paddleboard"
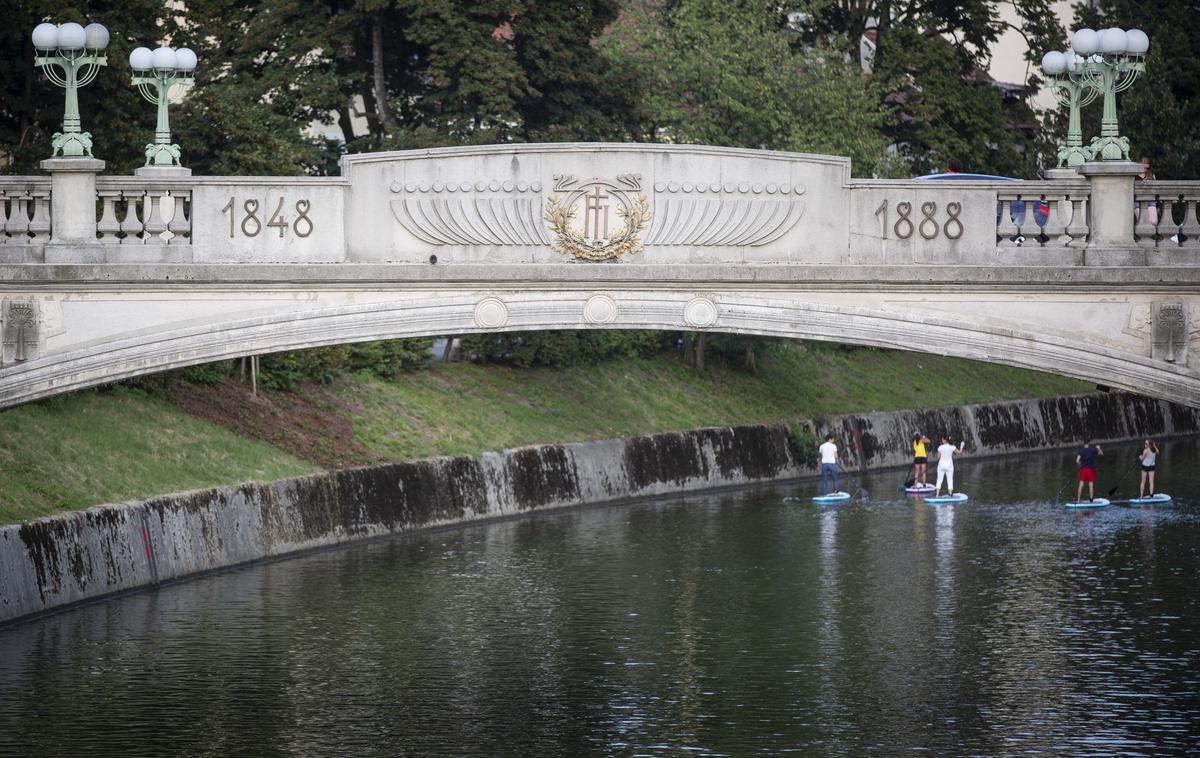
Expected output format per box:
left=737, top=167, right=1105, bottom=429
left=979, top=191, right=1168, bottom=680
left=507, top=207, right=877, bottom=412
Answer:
left=1065, top=498, right=1111, bottom=509
left=1125, top=493, right=1172, bottom=505
left=812, top=491, right=852, bottom=504
left=905, top=483, right=936, bottom=494
left=923, top=492, right=968, bottom=504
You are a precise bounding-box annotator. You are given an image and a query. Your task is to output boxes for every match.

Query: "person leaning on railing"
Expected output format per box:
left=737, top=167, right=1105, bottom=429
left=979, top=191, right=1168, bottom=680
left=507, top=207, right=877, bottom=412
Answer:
left=1136, top=157, right=1158, bottom=227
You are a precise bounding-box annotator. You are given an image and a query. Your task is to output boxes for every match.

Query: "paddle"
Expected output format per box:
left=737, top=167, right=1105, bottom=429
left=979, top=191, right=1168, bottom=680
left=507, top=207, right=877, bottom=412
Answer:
left=1049, top=476, right=1076, bottom=506
left=1106, top=458, right=1143, bottom=498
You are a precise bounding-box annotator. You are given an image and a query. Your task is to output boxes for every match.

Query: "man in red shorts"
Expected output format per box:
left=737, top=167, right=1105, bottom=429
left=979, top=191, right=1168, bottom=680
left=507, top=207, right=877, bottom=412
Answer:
left=1075, top=439, right=1104, bottom=502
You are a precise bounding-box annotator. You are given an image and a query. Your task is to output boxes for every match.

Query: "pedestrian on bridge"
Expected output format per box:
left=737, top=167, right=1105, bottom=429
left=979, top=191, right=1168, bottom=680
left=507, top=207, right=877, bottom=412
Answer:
left=1075, top=440, right=1104, bottom=502
left=819, top=435, right=840, bottom=495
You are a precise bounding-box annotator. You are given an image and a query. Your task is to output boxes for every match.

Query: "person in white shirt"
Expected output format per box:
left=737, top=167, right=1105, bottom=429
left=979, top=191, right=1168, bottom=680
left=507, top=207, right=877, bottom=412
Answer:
left=933, top=436, right=966, bottom=496
left=818, top=435, right=840, bottom=495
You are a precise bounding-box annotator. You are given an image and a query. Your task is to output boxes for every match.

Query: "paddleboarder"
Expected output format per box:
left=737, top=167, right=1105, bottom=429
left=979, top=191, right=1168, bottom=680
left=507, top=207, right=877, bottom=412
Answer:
left=819, top=434, right=840, bottom=496
left=933, top=436, right=965, bottom=497
left=1075, top=440, right=1104, bottom=503
left=910, top=433, right=930, bottom=488
left=1139, top=439, right=1159, bottom=498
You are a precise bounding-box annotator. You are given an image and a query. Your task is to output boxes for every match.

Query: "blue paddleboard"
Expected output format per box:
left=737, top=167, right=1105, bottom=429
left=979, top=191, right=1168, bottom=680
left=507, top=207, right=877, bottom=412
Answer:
left=1124, top=493, right=1172, bottom=506
left=923, top=492, right=968, bottom=504
left=812, top=491, right=852, bottom=505
left=1065, top=497, right=1110, bottom=509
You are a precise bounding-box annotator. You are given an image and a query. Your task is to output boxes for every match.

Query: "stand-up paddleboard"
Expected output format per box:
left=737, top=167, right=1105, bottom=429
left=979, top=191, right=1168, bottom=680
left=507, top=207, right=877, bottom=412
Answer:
left=812, top=491, right=852, bottom=505
left=1065, top=498, right=1111, bottom=509
left=905, top=483, right=936, bottom=495
left=923, top=492, right=968, bottom=504
left=1123, top=493, right=1172, bottom=506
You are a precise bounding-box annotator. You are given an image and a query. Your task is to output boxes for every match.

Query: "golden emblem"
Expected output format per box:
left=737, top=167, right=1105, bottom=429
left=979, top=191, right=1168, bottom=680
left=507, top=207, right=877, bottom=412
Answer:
left=544, top=175, right=650, bottom=262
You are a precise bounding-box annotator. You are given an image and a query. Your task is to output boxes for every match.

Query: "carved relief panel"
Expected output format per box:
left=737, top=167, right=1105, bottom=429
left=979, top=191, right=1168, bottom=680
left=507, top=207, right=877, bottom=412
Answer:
left=1, top=299, right=39, bottom=364
left=1152, top=301, right=1187, bottom=364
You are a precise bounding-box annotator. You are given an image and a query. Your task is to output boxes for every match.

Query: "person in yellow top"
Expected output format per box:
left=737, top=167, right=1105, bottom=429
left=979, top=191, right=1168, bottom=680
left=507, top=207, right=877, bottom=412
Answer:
left=911, top=433, right=930, bottom=487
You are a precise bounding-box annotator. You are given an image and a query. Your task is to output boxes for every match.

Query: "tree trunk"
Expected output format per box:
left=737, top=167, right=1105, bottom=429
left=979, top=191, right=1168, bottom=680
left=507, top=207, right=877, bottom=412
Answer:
left=743, top=345, right=756, bottom=373
left=695, top=333, right=707, bottom=372
left=442, top=337, right=456, bottom=363
left=372, top=13, right=397, bottom=133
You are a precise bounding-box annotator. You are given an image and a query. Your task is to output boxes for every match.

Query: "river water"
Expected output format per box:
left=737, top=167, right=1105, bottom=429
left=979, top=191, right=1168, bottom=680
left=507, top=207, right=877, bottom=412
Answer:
left=2, top=439, right=1198, bottom=756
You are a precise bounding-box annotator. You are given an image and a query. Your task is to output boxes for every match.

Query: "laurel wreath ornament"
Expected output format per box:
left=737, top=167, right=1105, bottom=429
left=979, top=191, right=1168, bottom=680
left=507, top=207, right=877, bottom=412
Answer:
left=543, top=192, right=650, bottom=261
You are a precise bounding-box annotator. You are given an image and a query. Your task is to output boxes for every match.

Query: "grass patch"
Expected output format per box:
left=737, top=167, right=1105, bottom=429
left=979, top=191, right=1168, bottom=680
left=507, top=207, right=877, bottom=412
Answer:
left=0, top=386, right=317, bottom=523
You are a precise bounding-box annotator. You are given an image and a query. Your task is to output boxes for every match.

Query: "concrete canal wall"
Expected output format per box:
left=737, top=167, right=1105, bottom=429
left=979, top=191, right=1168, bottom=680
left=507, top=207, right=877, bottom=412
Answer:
left=2, top=392, right=1197, bottom=626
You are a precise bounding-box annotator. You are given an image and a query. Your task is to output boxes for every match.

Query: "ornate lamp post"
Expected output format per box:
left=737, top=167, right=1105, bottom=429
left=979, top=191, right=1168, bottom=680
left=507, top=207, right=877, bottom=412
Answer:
left=31, top=21, right=110, bottom=158
left=1070, top=27, right=1149, bottom=162
left=1040, top=50, right=1098, bottom=169
left=129, top=46, right=197, bottom=169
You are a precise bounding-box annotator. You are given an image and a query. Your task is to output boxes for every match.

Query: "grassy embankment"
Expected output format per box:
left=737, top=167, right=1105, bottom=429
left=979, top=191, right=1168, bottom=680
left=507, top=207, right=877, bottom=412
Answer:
left=0, top=343, right=1089, bottom=523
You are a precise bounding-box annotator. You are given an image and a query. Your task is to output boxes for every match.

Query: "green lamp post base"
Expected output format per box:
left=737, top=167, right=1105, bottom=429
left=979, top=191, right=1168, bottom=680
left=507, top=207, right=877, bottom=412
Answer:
left=52, top=130, right=94, bottom=158
left=1057, top=144, right=1090, bottom=169
left=144, top=142, right=183, bottom=167
left=1087, top=134, right=1131, bottom=162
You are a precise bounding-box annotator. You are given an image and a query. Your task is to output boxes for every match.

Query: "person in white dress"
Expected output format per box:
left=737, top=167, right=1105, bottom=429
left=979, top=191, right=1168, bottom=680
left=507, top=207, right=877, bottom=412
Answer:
left=934, top=436, right=966, bottom=496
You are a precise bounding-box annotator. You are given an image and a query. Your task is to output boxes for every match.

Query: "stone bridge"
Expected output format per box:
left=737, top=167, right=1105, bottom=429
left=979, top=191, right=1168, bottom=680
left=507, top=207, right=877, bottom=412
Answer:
left=0, top=144, right=1197, bottom=408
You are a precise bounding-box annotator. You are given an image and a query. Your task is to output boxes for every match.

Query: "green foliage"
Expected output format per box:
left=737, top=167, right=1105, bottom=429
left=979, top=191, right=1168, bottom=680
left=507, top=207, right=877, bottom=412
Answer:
left=179, top=361, right=232, bottom=386
left=787, top=422, right=821, bottom=467
left=873, top=26, right=1047, bottom=178
left=600, top=0, right=891, bottom=175
left=1075, top=0, right=1200, bottom=179
left=461, top=330, right=667, bottom=368
left=257, top=339, right=430, bottom=389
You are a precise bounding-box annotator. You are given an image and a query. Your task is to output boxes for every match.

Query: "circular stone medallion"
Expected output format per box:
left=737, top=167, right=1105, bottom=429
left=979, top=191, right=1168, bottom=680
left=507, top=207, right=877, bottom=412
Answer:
left=583, top=294, right=618, bottom=325
left=683, top=297, right=719, bottom=328
left=473, top=297, right=509, bottom=329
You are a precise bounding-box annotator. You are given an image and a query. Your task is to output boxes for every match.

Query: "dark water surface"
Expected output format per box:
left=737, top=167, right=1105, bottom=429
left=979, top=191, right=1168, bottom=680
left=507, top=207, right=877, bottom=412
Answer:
left=2, top=439, right=1199, bottom=756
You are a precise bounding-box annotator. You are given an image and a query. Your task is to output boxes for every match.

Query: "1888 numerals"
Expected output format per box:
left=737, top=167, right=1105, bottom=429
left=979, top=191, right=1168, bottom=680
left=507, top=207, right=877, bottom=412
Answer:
left=874, top=199, right=963, bottom=241
left=221, top=197, right=314, bottom=238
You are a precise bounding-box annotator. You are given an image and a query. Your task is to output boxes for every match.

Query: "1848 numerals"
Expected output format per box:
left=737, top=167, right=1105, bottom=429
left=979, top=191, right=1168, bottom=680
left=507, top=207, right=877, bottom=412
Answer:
left=874, top=199, right=963, bottom=241
left=222, top=197, right=314, bottom=238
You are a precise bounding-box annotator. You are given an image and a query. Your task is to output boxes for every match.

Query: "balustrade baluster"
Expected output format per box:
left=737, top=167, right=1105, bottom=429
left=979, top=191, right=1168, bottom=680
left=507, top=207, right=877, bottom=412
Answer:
left=166, top=190, right=191, bottom=245
left=119, top=190, right=145, bottom=243
left=7, top=193, right=31, bottom=241
left=1066, top=195, right=1089, bottom=246
left=997, top=197, right=1018, bottom=245
left=142, top=190, right=168, bottom=243
left=28, top=190, right=51, bottom=242
left=1015, top=196, right=1038, bottom=245
left=97, top=189, right=121, bottom=243
left=1157, top=197, right=1177, bottom=247
left=1042, top=195, right=1069, bottom=246
left=1134, top=193, right=1158, bottom=248
left=0, top=192, right=8, bottom=243
left=1180, top=195, right=1200, bottom=250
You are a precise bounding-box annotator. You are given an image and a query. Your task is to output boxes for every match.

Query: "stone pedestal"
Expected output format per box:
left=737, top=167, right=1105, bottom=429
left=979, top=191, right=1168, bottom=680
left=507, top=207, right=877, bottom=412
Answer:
left=1077, top=160, right=1144, bottom=266
left=40, top=157, right=104, bottom=245
left=133, top=165, right=192, bottom=178
left=1041, top=167, right=1086, bottom=181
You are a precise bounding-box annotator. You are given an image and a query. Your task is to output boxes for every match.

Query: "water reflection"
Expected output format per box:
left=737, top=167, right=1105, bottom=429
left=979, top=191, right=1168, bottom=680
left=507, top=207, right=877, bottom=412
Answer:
left=0, top=439, right=1198, bottom=755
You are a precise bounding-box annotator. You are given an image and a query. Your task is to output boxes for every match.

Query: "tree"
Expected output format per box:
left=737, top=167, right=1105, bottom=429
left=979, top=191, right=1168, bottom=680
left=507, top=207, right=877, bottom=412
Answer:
left=600, top=0, right=892, bottom=174
left=1075, top=0, right=1200, bottom=179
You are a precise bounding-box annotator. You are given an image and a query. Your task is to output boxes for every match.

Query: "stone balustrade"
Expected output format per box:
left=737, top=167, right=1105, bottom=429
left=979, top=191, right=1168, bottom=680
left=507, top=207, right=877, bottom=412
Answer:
left=996, top=181, right=1091, bottom=248
left=95, top=178, right=192, bottom=246
left=0, top=179, right=52, bottom=247
left=5, top=146, right=1200, bottom=267
left=1134, top=182, right=1200, bottom=250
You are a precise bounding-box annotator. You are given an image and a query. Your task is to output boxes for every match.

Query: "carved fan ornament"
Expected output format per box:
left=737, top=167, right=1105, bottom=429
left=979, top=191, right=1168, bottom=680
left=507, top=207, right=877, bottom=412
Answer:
left=543, top=175, right=650, bottom=262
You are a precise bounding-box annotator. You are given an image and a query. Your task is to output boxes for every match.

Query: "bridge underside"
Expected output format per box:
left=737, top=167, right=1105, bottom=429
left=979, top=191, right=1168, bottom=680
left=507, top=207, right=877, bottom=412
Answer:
left=0, top=264, right=1197, bottom=409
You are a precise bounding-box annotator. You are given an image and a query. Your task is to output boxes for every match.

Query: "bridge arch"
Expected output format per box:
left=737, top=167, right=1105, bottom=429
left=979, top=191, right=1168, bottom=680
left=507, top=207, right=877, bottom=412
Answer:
left=1, top=285, right=1195, bottom=408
